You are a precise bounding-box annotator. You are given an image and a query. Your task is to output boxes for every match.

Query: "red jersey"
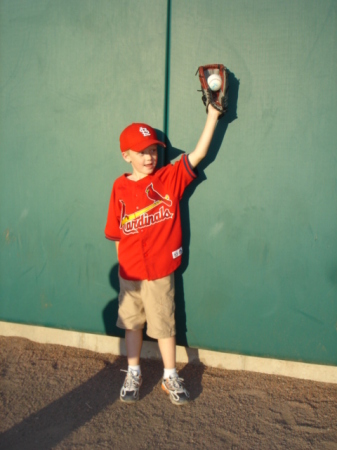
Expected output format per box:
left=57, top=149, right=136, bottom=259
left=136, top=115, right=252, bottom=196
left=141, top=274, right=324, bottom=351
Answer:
left=105, top=154, right=197, bottom=281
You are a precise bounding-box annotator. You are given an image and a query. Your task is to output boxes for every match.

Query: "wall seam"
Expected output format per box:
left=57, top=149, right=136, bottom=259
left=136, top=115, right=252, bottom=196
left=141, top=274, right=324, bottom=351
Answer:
left=163, top=0, right=172, bottom=152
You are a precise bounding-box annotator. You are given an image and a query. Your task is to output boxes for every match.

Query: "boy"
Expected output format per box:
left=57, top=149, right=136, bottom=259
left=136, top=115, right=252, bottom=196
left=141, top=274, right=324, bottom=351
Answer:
left=105, top=105, right=221, bottom=405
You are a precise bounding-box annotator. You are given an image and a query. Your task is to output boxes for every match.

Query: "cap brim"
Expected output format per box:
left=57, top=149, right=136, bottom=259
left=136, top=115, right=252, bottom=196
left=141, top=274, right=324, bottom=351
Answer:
left=130, top=139, right=166, bottom=152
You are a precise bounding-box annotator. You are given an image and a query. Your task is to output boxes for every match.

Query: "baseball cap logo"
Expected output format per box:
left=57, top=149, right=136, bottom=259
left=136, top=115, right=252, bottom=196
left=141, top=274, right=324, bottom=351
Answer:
left=119, top=122, right=166, bottom=153
left=139, top=127, right=151, bottom=137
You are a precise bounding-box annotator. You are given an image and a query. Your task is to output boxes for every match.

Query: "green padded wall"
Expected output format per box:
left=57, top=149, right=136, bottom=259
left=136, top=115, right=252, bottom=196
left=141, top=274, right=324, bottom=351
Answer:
left=0, top=0, right=167, bottom=332
left=1, top=0, right=336, bottom=365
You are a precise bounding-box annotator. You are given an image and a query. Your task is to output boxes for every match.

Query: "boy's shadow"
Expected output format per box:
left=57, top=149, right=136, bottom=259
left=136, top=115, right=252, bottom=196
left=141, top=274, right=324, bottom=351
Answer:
left=102, top=265, right=123, bottom=339
left=160, top=69, right=239, bottom=347
left=103, top=70, right=239, bottom=400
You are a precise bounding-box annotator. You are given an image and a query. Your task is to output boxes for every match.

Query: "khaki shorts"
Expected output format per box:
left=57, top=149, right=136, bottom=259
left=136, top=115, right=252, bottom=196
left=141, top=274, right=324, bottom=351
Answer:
left=116, top=273, right=176, bottom=340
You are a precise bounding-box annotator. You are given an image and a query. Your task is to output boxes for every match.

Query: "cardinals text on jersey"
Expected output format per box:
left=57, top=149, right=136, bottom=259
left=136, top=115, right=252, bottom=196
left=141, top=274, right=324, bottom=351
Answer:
left=120, top=183, right=174, bottom=235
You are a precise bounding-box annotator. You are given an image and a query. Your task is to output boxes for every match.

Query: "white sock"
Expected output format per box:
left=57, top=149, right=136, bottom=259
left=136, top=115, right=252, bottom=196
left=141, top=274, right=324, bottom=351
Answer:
left=128, top=365, right=141, bottom=376
left=163, top=368, right=177, bottom=380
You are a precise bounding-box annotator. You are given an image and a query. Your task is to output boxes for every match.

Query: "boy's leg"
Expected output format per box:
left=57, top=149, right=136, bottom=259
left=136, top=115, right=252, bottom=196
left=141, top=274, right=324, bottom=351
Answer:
left=157, top=335, right=176, bottom=369
left=158, top=335, right=190, bottom=406
left=125, top=329, right=143, bottom=365
left=117, top=276, right=146, bottom=403
left=142, top=275, right=189, bottom=405
left=120, top=329, right=143, bottom=404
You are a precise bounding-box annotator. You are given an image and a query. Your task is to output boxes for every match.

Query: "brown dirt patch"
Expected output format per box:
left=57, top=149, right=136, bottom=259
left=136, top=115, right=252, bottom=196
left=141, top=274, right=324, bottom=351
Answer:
left=0, top=336, right=336, bottom=449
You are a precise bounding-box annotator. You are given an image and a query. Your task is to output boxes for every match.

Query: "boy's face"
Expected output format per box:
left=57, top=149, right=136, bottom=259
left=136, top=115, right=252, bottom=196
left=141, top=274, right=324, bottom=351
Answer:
left=122, top=145, right=158, bottom=180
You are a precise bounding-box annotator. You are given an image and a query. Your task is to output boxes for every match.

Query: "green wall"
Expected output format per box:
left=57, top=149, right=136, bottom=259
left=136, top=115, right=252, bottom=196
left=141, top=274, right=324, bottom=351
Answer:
left=1, top=0, right=336, bottom=365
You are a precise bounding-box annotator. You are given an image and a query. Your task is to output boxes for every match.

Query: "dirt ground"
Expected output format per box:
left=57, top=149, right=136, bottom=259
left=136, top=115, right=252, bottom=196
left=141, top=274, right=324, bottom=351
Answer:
left=0, top=337, right=336, bottom=450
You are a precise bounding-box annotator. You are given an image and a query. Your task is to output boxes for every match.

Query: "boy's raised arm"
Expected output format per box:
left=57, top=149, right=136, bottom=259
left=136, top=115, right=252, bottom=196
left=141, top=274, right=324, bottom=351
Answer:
left=188, top=104, right=221, bottom=169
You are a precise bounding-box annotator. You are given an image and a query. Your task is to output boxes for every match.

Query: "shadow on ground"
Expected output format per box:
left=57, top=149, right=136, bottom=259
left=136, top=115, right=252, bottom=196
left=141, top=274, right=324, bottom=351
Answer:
left=0, top=358, right=123, bottom=450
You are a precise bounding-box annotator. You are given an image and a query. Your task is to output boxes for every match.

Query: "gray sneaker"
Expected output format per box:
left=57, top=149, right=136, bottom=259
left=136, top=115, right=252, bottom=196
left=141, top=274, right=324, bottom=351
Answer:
left=120, top=370, right=142, bottom=403
left=161, top=374, right=190, bottom=405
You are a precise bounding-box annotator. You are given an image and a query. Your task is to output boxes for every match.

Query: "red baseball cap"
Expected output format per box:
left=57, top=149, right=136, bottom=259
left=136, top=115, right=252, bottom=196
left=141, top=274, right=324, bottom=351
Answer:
left=119, top=123, right=166, bottom=152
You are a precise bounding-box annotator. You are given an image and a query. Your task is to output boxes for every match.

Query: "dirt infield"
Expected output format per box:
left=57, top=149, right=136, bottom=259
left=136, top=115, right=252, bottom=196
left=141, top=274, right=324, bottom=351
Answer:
left=0, top=336, right=336, bottom=450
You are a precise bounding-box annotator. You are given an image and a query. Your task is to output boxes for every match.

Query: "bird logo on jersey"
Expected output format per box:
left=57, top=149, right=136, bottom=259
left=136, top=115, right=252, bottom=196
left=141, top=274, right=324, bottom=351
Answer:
left=120, top=183, right=173, bottom=235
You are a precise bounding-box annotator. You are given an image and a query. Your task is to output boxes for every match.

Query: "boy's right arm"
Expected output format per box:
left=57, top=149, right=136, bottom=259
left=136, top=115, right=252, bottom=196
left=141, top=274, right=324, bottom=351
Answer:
left=115, top=241, right=119, bottom=259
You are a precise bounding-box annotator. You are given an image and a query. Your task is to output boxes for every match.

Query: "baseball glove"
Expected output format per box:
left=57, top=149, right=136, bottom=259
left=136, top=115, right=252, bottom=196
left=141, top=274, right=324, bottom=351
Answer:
left=196, top=64, right=229, bottom=117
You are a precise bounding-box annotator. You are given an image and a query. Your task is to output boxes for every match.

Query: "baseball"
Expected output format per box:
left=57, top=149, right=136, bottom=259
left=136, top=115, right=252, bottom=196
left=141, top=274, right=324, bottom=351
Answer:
left=207, top=74, right=222, bottom=91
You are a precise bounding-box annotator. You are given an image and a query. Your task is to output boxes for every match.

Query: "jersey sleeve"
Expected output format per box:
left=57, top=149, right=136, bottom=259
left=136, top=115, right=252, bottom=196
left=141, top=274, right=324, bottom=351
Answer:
left=158, top=154, right=197, bottom=199
left=105, top=182, right=121, bottom=241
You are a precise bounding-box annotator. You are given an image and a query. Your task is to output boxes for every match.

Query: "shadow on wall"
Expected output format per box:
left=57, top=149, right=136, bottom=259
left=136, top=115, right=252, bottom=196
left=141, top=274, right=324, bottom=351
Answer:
left=168, top=70, right=240, bottom=346
left=103, top=70, right=240, bottom=348
left=102, top=265, right=123, bottom=339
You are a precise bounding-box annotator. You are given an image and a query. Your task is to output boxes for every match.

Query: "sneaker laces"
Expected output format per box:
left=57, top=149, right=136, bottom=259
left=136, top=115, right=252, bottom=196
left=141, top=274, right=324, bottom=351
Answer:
left=120, top=369, right=141, bottom=394
left=164, top=374, right=190, bottom=401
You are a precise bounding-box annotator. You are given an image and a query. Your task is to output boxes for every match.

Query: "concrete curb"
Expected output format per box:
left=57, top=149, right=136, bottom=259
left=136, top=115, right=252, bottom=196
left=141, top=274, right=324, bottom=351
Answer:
left=1, top=321, right=336, bottom=384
